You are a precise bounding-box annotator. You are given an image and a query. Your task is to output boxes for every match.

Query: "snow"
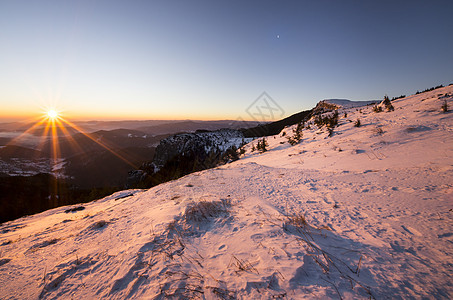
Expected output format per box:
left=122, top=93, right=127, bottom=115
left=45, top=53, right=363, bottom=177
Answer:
left=321, top=99, right=378, bottom=108
left=0, top=158, right=54, bottom=177
left=0, top=86, right=452, bottom=299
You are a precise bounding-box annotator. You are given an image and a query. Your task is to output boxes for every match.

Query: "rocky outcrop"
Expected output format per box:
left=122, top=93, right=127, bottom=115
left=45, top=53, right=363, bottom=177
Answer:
left=312, top=99, right=378, bottom=115
left=152, top=129, right=248, bottom=171
left=126, top=129, right=249, bottom=188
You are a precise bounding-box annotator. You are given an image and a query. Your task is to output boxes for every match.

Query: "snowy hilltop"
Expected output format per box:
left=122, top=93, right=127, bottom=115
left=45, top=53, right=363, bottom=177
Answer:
left=0, top=86, right=452, bottom=299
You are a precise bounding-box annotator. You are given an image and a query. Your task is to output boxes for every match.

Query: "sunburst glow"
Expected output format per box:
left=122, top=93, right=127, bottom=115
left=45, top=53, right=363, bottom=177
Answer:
left=7, top=108, right=138, bottom=202
left=47, top=109, right=59, bottom=120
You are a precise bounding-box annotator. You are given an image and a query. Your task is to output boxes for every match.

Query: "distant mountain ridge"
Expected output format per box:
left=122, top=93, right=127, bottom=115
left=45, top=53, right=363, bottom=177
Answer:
left=137, top=120, right=261, bottom=135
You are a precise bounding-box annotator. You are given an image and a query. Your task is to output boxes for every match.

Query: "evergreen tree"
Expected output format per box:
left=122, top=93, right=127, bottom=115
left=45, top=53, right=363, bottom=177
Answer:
left=257, top=138, right=268, bottom=153
left=441, top=100, right=449, bottom=113
left=383, top=95, right=394, bottom=111
left=288, top=122, right=303, bottom=145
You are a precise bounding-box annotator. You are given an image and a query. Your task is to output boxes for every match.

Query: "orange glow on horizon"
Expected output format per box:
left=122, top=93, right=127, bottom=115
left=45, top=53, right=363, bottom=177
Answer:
left=0, top=105, right=262, bottom=122
left=6, top=110, right=139, bottom=200
left=0, top=105, right=267, bottom=123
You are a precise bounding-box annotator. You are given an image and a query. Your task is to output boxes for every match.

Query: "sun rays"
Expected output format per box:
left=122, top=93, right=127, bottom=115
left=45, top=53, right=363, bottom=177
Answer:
left=6, top=109, right=138, bottom=200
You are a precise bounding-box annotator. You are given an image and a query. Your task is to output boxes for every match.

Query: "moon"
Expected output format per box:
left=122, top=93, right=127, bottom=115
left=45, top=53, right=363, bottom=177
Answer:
left=276, top=34, right=280, bottom=39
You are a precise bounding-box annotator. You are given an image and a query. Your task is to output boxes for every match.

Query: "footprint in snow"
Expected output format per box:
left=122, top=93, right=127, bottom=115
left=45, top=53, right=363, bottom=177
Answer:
left=250, top=233, right=264, bottom=242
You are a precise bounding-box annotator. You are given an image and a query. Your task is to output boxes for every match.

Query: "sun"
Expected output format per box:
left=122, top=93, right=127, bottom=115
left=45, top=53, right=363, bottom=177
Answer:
left=46, top=109, right=59, bottom=120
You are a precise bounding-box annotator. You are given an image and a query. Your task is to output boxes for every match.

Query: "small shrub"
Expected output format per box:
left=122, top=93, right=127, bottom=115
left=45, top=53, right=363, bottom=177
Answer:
left=354, top=119, right=361, bottom=127
left=441, top=100, right=448, bottom=112
left=283, top=212, right=308, bottom=231
left=373, top=105, right=383, bottom=113
left=228, top=255, right=259, bottom=274
left=314, top=115, right=322, bottom=127
left=91, top=220, right=107, bottom=229
left=313, top=111, right=338, bottom=128
left=184, top=200, right=229, bottom=222
left=327, top=127, right=334, bottom=137
left=328, top=110, right=339, bottom=128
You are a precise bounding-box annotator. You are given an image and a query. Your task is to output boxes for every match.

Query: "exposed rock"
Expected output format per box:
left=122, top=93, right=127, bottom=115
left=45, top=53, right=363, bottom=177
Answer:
left=152, top=129, right=247, bottom=171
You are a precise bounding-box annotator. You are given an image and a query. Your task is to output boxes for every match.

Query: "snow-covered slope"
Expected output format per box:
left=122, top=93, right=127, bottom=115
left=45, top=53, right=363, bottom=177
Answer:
left=321, top=99, right=378, bottom=108
left=1, top=86, right=452, bottom=299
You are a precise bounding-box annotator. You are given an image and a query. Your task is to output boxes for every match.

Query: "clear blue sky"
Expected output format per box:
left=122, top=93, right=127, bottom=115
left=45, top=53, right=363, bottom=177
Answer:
left=1, top=0, right=452, bottom=121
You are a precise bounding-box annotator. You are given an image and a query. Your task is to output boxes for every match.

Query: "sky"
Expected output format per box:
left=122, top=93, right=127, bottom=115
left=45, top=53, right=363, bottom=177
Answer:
left=1, top=0, right=452, bottom=122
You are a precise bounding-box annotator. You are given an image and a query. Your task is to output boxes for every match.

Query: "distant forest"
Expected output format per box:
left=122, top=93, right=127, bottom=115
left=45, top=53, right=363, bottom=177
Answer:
left=0, top=173, right=120, bottom=223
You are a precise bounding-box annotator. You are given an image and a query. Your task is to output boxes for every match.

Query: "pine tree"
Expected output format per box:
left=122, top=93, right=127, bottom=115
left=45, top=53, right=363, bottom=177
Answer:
left=441, top=100, right=449, bottom=113
left=257, top=138, right=268, bottom=153
left=288, top=122, right=303, bottom=145
left=383, top=95, right=394, bottom=111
